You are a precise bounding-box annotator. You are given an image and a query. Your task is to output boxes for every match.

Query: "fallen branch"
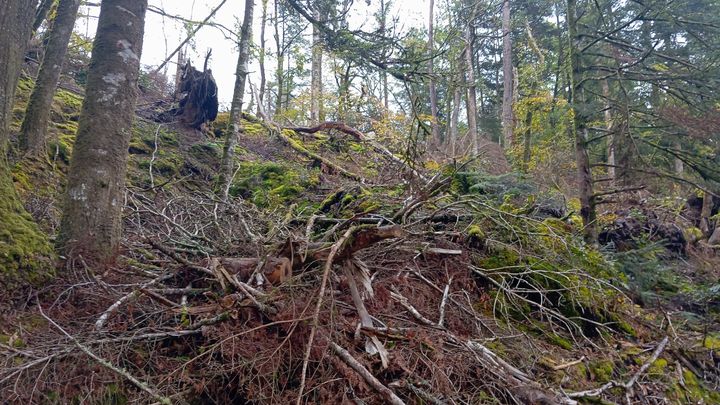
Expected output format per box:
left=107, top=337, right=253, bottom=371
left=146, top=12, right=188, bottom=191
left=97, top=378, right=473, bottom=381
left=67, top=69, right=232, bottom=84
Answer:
left=296, top=227, right=357, bottom=405
left=250, top=84, right=364, bottom=182
left=39, top=305, right=172, bottom=404
left=329, top=341, right=407, bottom=405
left=95, top=272, right=174, bottom=330
left=291, top=121, right=427, bottom=182
left=437, top=278, right=452, bottom=327
left=566, top=336, right=669, bottom=400
left=552, top=356, right=586, bottom=371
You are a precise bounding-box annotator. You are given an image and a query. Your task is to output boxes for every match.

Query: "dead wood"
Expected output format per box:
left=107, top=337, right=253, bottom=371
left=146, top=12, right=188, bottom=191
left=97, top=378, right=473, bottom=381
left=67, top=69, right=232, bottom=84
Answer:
left=250, top=85, right=364, bottom=181
left=329, top=341, right=407, bottom=405
left=174, top=59, right=219, bottom=129
left=291, top=121, right=427, bottom=181
left=222, top=225, right=404, bottom=276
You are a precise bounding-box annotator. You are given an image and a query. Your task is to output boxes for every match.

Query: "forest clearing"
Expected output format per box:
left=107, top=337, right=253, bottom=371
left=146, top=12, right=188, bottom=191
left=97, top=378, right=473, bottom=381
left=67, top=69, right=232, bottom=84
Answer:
left=0, top=0, right=719, bottom=403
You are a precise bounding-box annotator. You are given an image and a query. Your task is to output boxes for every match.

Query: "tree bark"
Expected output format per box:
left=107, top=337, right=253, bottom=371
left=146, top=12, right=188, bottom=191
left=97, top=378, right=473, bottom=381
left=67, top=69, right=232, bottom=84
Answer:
left=521, top=108, right=532, bottom=173
left=566, top=0, right=597, bottom=243
left=310, top=3, right=322, bottom=123
left=601, top=79, right=615, bottom=182
left=58, top=0, right=148, bottom=261
left=428, top=0, right=440, bottom=144
left=450, top=86, right=460, bottom=156
left=673, top=140, right=684, bottom=175
left=0, top=0, right=56, bottom=288
left=20, top=0, right=82, bottom=158
left=464, top=19, right=479, bottom=155
left=501, top=0, right=514, bottom=147
left=32, top=0, right=53, bottom=33
left=217, top=0, right=255, bottom=199
left=273, top=0, right=284, bottom=117
left=257, top=0, right=268, bottom=116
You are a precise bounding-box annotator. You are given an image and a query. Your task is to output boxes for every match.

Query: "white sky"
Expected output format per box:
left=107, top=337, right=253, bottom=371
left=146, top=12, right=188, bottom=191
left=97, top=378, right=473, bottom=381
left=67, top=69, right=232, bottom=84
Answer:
left=76, top=0, right=428, bottom=109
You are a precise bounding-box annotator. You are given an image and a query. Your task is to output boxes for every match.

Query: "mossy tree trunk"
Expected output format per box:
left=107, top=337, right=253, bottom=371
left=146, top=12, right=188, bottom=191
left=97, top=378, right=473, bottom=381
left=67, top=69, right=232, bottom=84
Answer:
left=567, top=0, right=597, bottom=243
left=217, top=0, right=254, bottom=200
left=20, top=0, right=82, bottom=158
left=58, top=0, right=147, bottom=262
left=0, top=0, right=55, bottom=289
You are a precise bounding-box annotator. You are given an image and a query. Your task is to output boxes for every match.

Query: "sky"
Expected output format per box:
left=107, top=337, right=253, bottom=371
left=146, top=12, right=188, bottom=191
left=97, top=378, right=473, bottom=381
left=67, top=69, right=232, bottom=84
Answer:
left=76, top=0, right=428, bottom=109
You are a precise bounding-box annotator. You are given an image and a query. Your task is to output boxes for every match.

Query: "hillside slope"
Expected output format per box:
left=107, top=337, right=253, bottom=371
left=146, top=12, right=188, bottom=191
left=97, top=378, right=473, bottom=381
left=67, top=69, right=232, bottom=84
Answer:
left=1, top=74, right=718, bottom=404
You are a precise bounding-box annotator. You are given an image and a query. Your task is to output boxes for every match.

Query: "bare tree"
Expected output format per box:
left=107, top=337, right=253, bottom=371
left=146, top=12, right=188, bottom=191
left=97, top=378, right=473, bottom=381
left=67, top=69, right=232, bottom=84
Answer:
left=217, top=0, right=255, bottom=199
left=59, top=0, right=148, bottom=260
left=20, top=0, right=82, bottom=157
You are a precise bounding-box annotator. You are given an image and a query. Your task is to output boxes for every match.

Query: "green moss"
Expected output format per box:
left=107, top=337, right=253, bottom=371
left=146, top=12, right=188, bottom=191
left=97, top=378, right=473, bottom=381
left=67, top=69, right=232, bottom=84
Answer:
left=229, top=161, right=319, bottom=208
left=52, top=89, right=83, bottom=114
left=467, top=225, right=486, bottom=239
left=648, top=358, right=668, bottom=376
left=589, top=360, right=614, bottom=383
left=703, top=333, right=720, bottom=350
left=684, top=227, right=703, bottom=244
left=673, top=369, right=720, bottom=403
left=547, top=334, right=573, bottom=350
left=243, top=120, right=265, bottom=137
left=605, top=313, right=637, bottom=337
left=0, top=173, right=55, bottom=291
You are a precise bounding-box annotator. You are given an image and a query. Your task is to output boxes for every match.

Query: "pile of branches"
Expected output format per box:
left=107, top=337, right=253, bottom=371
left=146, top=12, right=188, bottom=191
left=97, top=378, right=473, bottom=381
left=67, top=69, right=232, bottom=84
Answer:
left=1, top=169, right=697, bottom=404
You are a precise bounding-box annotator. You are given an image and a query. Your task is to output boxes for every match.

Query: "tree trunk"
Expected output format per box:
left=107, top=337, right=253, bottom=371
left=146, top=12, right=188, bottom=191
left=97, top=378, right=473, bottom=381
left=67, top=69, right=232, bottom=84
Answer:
left=273, top=0, right=284, bottom=117
left=522, top=108, right=532, bottom=173
left=566, top=0, right=597, bottom=243
left=700, top=192, right=713, bottom=236
left=501, top=0, right=514, bottom=147
left=0, top=0, right=55, bottom=289
left=20, top=0, right=82, bottom=158
left=258, top=0, right=268, bottom=116
left=173, top=48, right=185, bottom=100
left=450, top=86, right=460, bottom=156
left=601, top=79, right=615, bottom=182
left=32, top=0, right=53, bottom=33
left=464, top=23, right=479, bottom=155
left=379, top=0, right=389, bottom=111
left=218, top=0, right=255, bottom=199
left=58, top=0, right=147, bottom=261
left=310, top=4, right=322, bottom=123
left=673, top=140, right=684, bottom=175
left=428, top=0, right=440, bottom=144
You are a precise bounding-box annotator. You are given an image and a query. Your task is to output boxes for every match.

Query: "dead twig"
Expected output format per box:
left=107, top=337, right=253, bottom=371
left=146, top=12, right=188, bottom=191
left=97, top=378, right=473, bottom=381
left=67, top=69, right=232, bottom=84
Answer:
left=39, top=305, right=172, bottom=404
left=95, top=272, right=174, bottom=330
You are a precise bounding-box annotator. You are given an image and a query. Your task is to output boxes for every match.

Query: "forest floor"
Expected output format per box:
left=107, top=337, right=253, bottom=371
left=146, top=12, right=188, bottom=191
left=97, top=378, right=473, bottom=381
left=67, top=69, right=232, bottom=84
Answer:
left=0, top=74, right=719, bottom=404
